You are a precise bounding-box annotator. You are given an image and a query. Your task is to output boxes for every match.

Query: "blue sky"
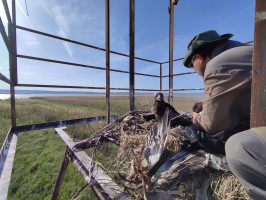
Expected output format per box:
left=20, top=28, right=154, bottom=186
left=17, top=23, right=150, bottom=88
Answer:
left=0, top=0, right=255, bottom=93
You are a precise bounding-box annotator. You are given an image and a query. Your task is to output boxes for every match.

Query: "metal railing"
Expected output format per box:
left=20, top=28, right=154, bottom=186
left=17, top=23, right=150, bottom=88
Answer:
left=0, top=0, right=206, bottom=126
left=0, top=0, right=265, bottom=199
left=0, top=0, right=256, bottom=129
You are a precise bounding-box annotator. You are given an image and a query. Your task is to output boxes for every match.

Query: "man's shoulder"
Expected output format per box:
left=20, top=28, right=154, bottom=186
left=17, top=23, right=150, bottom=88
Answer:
left=211, top=40, right=246, bottom=58
left=205, top=45, right=253, bottom=78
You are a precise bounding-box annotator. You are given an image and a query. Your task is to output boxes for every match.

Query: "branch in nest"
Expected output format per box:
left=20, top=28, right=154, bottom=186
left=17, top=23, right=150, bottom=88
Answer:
left=74, top=135, right=106, bottom=149
left=131, top=149, right=150, bottom=192
left=118, top=172, right=140, bottom=184
left=122, top=183, right=143, bottom=191
left=74, top=111, right=138, bottom=149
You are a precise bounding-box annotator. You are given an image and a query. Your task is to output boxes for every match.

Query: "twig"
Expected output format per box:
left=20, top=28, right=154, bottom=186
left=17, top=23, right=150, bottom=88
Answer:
left=94, top=161, right=117, bottom=174
left=120, top=125, right=127, bottom=137
left=118, top=172, right=140, bottom=184
left=136, top=100, right=153, bottom=111
left=75, top=111, right=136, bottom=148
left=71, top=183, right=89, bottom=200
left=145, top=96, right=149, bottom=105
left=122, top=182, right=143, bottom=191
left=91, top=139, right=100, bottom=159
left=131, top=149, right=147, bottom=191
left=107, top=155, right=119, bottom=170
left=88, top=123, right=96, bottom=135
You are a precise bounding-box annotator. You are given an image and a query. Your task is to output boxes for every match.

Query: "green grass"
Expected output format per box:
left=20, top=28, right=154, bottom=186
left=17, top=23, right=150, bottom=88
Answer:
left=0, top=96, right=202, bottom=199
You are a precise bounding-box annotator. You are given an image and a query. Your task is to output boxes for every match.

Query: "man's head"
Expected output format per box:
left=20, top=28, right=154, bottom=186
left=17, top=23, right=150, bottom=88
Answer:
left=190, top=53, right=211, bottom=77
left=183, top=30, right=233, bottom=76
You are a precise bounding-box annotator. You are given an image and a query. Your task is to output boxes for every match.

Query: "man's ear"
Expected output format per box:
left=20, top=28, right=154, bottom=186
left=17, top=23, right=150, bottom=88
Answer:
left=195, top=54, right=205, bottom=64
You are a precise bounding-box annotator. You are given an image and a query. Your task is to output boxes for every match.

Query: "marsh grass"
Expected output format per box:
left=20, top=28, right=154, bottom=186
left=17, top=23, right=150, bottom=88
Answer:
left=0, top=95, right=202, bottom=199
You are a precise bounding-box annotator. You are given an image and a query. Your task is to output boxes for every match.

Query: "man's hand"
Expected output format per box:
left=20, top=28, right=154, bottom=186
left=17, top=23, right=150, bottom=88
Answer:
left=192, top=112, right=199, bottom=123
left=192, top=102, right=202, bottom=113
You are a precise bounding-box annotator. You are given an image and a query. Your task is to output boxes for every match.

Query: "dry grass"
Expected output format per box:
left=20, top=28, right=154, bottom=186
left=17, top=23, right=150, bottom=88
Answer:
left=210, top=172, right=252, bottom=200
left=173, top=97, right=203, bottom=112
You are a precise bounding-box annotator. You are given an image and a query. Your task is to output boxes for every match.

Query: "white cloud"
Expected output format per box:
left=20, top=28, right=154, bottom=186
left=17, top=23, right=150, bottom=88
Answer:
left=57, top=30, right=73, bottom=58
left=52, top=6, right=70, bottom=33
left=52, top=5, right=73, bottom=58
left=16, top=1, right=28, bottom=17
left=25, top=35, right=40, bottom=46
left=40, top=1, right=73, bottom=58
left=62, top=42, right=73, bottom=58
left=0, top=3, right=8, bottom=25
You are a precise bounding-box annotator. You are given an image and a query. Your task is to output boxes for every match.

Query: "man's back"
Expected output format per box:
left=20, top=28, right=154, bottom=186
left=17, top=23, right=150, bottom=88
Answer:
left=195, top=44, right=253, bottom=134
left=205, top=45, right=253, bottom=78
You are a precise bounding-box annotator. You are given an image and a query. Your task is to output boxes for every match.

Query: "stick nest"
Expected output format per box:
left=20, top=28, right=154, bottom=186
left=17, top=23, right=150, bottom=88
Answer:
left=95, top=111, right=251, bottom=200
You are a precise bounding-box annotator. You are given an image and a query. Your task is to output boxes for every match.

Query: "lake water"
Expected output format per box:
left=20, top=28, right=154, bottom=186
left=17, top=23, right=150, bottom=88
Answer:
left=0, top=93, right=106, bottom=100
left=0, top=92, right=204, bottom=100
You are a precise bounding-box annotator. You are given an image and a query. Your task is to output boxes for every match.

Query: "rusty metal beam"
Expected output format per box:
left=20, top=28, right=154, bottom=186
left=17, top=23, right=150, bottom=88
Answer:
left=168, top=0, right=174, bottom=105
left=17, top=54, right=160, bottom=78
left=134, top=72, right=159, bottom=77
left=17, top=83, right=200, bottom=92
left=10, top=0, right=17, bottom=85
left=161, top=57, right=184, bottom=64
left=13, top=115, right=119, bottom=133
left=16, top=25, right=160, bottom=64
left=105, top=0, right=110, bottom=125
left=0, top=127, right=13, bottom=171
left=161, top=41, right=254, bottom=64
left=129, top=0, right=135, bottom=111
left=9, top=85, right=16, bottom=127
left=0, top=131, right=18, bottom=199
left=17, top=83, right=107, bottom=90
left=173, top=88, right=204, bottom=91
left=173, top=0, right=179, bottom=5
left=17, top=83, right=164, bottom=92
left=54, top=128, right=130, bottom=200
left=0, top=72, right=13, bottom=85
left=162, top=71, right=197, bottom=78
left=173, top=72, right=197, bottom=77
left=243, top=40, right=254, bottom=44
left=0, top=16, right=10, bottom=51
left=2, top=0, right=12, bottom=23
left=251, top=0, right=266, bottom=128
left=7, top=0, right=18, bottom=128
left=51, top=148, right=70, bottom=200
left=160, top=64, right=162, bottom=91
left=18, top=54, right=109, bottom=70
left=135, top=89, right=167, bottom=92
left=15, top=26, right=253, bottom=67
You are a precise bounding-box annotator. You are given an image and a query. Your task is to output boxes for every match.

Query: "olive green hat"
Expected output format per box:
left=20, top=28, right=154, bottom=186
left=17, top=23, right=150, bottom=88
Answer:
left=183, top=30, right=234, bottom=68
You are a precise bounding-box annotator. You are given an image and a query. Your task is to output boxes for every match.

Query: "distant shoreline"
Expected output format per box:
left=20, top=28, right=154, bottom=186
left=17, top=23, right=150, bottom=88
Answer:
left=0, top=89, right=204, bottom=100
left=0, top=93, right=204, bottom=100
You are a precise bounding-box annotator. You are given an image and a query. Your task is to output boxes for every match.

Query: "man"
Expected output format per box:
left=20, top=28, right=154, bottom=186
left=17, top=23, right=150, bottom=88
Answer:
left=150, top=31, right=264, bottom=197
left=180, top=30, right=252, bottom=153
left=182, top=30, right=266, bottom=199
left=183, top=30, right=252, bottom=136
left=225, top=127, right=266, bottom=200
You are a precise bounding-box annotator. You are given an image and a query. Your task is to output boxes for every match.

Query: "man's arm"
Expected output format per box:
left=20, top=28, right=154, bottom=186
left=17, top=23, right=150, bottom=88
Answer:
left=194, top=73, right=251, bottom=134
left=192, top=102, right=202, bottom=113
